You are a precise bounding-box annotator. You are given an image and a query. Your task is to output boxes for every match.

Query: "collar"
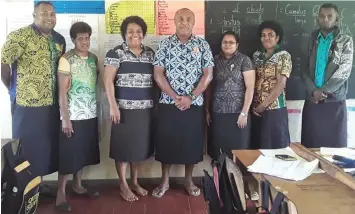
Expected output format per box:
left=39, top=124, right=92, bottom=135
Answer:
left=313, top=26, right=340, bottom=40
left=122, top=41, right=146, bottom=52
left=259, top=44, right=281, bottom=61
left=172, top=33, right=195, bottom=43
left=318, top=31, right=334, bottom=40
left=220, top=50, right=238, bottom=60
left=31, top=23, right=53, bottom=37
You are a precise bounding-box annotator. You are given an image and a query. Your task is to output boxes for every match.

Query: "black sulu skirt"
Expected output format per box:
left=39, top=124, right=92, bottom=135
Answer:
left=208, top=112, right=251, bottom=161
left=58, top=117, right=100, bottom=174
left=155, top=104, right=204, bottom=165
left=12, top=104, right=60, bottom=176
left=250, top=107, right=290, bottom=149
left=301, top=100, right=347, bottom=148
left=109, top=108, right=154, bottom=162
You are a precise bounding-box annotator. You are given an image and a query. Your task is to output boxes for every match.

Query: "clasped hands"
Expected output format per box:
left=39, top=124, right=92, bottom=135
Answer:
left=312, top=89, right=327, bottom=103
left=175, top=95, right=192, bottom=111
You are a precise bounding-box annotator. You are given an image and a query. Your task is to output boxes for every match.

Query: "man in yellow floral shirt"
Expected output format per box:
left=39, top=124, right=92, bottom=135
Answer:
left=1, top=1, right=66, bottom=179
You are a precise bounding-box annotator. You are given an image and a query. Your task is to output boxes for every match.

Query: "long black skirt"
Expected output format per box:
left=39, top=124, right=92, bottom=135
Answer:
left=58, top=117, right=100, bottom=174
left=12, top=104, right=59, bottom=176
left=155, top=104, right=204, bottom=165
left=208, top=112, right=251, bottom=161
left=110, top=108, right=153, bottom=162
left=250, top=107, right=290, bottom=149
left=301, top=100, right=347, bottom=148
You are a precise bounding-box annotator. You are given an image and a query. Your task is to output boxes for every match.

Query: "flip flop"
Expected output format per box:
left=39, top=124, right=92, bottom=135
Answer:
left=151, top=185, right=170, bottom=198
left=71, top=189, right=99, bottom=198
left=185, top=185, right=200, bottom=197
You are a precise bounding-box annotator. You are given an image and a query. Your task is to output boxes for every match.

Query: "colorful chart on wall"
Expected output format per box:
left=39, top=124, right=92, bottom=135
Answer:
left=105, top=0, right=155, bottom=34
left=155, top=0, right=205, bottom=35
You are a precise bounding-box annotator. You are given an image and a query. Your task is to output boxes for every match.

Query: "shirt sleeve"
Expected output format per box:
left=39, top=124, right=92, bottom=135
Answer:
left=1, top=30, right=27, bottom=65
left=277, top=52, right=292, bottom=78
left=104, top=48, right=121, bottom=68
left=57, top=57, right=71, bottom=75
left=241, top=56, right=254, bottom=72
left=201, top=40, right=214, bottom=68
left=152, top=40, right=167, bottom=68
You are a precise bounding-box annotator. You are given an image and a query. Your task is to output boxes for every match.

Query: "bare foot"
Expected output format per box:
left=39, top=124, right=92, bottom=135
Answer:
left=131, top=183, right=148, bottom=196
left=120, top=185, right=138, bottom=202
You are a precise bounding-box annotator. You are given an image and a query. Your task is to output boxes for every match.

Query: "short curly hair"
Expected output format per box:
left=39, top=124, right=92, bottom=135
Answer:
left=257, top=20, right=283, bottom=44
left=120, top=16, right=147, bottom=41
left=70, top=22, right=92, bottom=39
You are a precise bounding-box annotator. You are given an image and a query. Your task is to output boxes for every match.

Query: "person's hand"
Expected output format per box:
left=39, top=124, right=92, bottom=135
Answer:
left=175, top=96, right=192, bottom=111
left=312, top=90, right=327, bottom=103
left=237, top=113, right=248, bottom=129
left=62, top=119, right=74, bottom=138
left=206, top=111, right=211, bottom=126
left=110, top=106, right=121, bottom=124
left=254, top=103, right=266, bottom=114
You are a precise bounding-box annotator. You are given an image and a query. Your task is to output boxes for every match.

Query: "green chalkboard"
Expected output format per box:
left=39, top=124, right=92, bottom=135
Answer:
left=205, top=1, right=355, bottom=100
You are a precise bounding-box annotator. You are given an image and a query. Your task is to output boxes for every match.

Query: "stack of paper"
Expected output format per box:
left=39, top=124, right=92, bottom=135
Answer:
left=247, top=147, right=320, bottom=181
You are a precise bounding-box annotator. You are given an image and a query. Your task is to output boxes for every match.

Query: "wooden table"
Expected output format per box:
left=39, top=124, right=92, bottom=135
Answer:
left=232, top=150, right=355, bottom=214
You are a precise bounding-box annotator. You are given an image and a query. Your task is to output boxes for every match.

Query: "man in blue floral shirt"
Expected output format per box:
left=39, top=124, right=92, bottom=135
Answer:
left=152, top=8, right=214, bottom=198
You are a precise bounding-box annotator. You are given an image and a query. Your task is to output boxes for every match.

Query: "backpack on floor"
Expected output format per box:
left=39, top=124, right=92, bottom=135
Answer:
left=1, top=139, right=41, bottom=214
left=203, top=151, right=257, bottom=214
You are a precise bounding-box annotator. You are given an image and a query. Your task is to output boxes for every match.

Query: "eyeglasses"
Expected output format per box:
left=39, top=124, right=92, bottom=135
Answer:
left=222, top=41, right=236, bottom=45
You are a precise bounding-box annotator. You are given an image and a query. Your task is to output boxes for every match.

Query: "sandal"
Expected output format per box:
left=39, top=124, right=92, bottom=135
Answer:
left=185, top=185, right=200, bottom=197
left=72, top=188, right=99, bottom=198
left=151, top=185, right=170, bottom=198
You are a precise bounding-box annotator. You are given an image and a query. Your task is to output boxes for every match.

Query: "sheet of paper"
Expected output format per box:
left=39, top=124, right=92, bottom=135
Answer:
left=105, top=0, right=155, bottom=34
left=55, top=14, right=100, bottom=56
left=320, top=147, right=355, bottom=159
left=156, top=0, right=205, bottom=35
left=248, top=155, right=320, bottom=181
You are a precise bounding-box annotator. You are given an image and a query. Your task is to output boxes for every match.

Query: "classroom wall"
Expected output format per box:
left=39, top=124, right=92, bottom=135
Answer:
left=1, top=0, right=355, bottom=182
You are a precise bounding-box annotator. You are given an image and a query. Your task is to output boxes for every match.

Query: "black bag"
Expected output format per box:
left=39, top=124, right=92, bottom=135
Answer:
left=259, top=180, right=288, bottom=214
left=1, top=139, right=41, bottom=214
left=203, top=151, right=257, bottom=214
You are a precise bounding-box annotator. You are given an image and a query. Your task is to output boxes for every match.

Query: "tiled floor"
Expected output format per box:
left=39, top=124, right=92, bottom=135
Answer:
left=36, top=184, right=209, bottom=214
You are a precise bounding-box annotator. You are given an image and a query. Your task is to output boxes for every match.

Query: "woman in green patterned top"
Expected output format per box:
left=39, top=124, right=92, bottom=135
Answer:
left=56, top=22, right=100, bottom=212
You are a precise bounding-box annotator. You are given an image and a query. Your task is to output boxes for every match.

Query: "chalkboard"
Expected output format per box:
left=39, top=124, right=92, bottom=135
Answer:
left=205, top=1, right=355, bottom=100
